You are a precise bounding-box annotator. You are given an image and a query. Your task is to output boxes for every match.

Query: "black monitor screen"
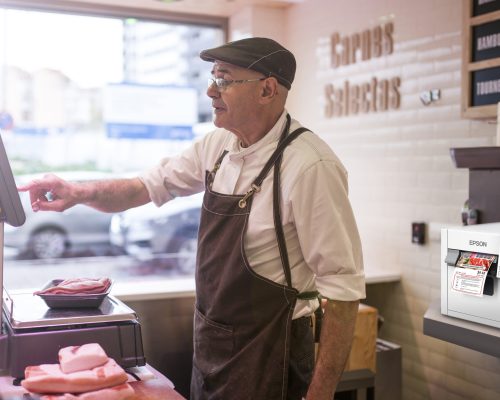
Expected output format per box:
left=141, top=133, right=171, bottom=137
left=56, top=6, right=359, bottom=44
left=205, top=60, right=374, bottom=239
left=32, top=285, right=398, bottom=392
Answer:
left=0, top=134, right=25, bottom=227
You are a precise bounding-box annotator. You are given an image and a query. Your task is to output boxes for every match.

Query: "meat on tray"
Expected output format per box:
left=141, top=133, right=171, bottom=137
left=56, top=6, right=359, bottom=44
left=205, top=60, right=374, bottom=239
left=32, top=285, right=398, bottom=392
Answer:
left=39, top=383, right=135, bottom=400
left=59, top=343, right=109, bottom=374
left=35, top=278, right=112, bottom=296
left=21, top=343, right=135, bottom=399
left=21, top=358, right=128, bottom=394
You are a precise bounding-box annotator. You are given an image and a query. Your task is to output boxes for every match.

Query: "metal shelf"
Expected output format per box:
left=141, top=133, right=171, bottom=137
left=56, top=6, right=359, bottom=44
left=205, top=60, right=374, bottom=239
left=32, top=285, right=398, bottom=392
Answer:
left=450, top=146, right=500, bottom=169
left=424, top=300, right=500, bottom=357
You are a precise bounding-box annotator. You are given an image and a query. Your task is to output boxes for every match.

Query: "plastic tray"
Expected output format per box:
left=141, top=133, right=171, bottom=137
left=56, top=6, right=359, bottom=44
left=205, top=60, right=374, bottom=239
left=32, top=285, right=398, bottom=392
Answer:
left=36, top=279, right=111, bottom=309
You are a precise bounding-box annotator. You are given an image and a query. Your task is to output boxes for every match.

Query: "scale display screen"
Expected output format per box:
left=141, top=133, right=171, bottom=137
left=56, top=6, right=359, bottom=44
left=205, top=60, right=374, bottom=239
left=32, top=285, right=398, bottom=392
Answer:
left=0, top=133, right=25, bottom=227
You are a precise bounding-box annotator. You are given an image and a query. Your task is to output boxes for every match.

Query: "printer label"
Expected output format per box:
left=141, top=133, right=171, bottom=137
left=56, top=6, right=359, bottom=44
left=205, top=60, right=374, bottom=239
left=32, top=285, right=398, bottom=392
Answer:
left=452, top=267, right=488, bottom=296
left=457, top=252, right=496, bottom=269
left=469, top=240, right=487, bottom=247
left=452, top=252, right=497, bottom=296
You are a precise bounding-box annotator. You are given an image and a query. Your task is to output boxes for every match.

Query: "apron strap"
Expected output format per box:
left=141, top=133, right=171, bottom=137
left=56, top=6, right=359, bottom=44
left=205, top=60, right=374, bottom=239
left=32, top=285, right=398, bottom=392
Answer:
left=238, top=116, right=309, bottom=209
left=206, top=150, right=229, bottom=189
left=313, top=302, right=323, bottom=343
left=272, top=116, right=322, bottom=344
left=254, top=115, right=309, bottom=188
left=296, top=291, right=320, bottom=300
left=272, top=115, right=310, bottom=289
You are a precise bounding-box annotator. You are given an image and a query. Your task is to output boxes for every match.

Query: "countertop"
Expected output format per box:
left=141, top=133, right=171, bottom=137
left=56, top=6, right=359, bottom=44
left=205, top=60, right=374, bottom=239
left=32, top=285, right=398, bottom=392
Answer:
left=113, top=266, right=401, bottom=301
left=0, top=364, right=186, bottom=400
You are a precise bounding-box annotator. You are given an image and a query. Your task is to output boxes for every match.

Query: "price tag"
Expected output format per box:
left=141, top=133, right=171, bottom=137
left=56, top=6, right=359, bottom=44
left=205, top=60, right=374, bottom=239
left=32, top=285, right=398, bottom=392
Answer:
left=452, top=267, right=488, bottom=296
left=452, top=252, right=497, bottom=296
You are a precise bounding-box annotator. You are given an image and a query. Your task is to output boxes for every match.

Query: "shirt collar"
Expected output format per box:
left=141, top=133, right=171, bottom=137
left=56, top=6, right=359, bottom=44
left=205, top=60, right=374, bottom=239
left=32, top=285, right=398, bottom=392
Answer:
left=227, top=109, right=288, bottom=160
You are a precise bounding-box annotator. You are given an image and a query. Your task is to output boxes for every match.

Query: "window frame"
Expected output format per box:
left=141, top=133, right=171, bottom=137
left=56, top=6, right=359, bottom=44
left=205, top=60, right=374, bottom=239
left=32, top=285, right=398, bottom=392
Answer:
left=0, top=0, right=228, bottom=32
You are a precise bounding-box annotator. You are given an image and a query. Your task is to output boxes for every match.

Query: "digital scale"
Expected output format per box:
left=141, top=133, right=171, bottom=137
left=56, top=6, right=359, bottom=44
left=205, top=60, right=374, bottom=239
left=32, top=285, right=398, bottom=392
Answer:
left=0, top=134, right=145, bottom=378
left=1, top=290, right=145, bottom=378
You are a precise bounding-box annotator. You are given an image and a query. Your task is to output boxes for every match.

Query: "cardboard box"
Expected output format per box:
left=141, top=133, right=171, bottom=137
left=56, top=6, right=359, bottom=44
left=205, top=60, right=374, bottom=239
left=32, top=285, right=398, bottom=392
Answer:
left=344, top=303, right=378, bottom=372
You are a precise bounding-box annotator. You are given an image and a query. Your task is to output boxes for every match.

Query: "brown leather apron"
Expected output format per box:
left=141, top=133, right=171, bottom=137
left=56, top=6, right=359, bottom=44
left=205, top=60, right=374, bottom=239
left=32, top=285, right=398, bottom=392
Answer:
left=190, top=115, right=311, bottom=400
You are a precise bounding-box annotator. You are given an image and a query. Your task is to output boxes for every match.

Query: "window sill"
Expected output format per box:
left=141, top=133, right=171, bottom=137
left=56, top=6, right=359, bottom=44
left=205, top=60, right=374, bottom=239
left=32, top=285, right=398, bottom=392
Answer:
left=112, top=277, right=196, bottom=302
left=8, top=268, right=399, bottom=303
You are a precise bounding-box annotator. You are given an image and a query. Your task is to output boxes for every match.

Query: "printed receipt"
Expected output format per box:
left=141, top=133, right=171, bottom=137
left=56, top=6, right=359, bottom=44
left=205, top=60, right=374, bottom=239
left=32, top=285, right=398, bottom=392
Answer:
left=451, top=252, right=497, bottom=296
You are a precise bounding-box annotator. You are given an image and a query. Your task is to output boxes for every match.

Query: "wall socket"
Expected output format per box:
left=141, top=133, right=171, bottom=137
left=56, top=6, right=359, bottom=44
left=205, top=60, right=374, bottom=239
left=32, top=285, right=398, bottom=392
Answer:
left=412, top=222, right=426, bottom=245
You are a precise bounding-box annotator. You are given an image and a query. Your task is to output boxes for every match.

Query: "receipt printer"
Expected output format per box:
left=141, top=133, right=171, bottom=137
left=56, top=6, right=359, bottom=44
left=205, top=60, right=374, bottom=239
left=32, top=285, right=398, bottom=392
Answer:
left=441, top=223, right=500, bottom=328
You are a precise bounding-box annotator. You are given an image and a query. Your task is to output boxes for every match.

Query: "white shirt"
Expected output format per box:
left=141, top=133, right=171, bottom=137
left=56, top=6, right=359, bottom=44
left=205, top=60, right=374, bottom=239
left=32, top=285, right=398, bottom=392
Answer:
left=140, top=110, right=365, bottom=318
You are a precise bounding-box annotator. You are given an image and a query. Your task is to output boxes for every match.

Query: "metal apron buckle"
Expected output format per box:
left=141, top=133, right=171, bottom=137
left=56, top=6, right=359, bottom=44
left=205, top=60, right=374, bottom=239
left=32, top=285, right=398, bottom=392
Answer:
left=238, top=184, right=261, bottom=208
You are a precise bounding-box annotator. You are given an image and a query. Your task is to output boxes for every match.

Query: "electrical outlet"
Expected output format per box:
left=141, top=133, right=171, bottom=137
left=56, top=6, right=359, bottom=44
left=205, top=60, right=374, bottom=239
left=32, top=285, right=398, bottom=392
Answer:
left=412, top=222, right=426, bottom=245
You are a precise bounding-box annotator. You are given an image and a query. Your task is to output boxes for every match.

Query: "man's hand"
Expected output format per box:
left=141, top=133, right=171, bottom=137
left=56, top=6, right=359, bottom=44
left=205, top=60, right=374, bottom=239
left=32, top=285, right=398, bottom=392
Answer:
left=18, top=174, right=79, bottom=212
left=19, top=174, right=151, bottom=214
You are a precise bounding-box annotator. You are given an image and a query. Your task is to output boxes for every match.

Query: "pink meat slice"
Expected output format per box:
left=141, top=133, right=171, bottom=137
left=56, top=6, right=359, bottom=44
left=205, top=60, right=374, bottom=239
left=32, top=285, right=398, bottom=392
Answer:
left=21, top=359, right=128, bottom=394
left=35, top=278, right=112, bottom=295
left=58, top=343, right=109, bottom=374
left=39, top=383, right=135, bottom=400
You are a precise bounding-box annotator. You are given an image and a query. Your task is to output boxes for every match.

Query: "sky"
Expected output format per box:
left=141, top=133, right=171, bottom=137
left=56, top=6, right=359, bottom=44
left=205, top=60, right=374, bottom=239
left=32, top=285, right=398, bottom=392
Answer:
left=0, top=8, right=124, bottom=88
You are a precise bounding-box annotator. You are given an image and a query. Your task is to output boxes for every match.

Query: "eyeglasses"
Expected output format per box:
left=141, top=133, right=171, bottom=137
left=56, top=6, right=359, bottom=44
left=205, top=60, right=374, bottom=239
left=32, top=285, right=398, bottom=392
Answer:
left=207, top=77, right=266, bottom=91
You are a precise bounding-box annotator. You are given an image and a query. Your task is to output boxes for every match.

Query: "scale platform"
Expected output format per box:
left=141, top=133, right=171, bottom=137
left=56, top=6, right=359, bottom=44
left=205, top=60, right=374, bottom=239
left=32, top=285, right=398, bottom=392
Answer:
left=1, top=291, right=146, bottom=378
left=4, top=291, right=137, bottom=329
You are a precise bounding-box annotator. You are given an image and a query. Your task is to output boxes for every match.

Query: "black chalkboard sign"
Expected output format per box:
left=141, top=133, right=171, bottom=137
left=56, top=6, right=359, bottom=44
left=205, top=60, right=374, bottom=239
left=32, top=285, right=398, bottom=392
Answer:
left=473, top=20, right=500, bottom=61
left=464, top=0, right=500, bottom=117
left=473, top=0, right=500, bottom=16
left=472, top=67, right=500, bottom=106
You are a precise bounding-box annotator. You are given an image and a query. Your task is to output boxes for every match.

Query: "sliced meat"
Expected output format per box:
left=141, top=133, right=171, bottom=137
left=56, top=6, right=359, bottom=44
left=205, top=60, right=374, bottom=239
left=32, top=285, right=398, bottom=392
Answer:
left=35, top=278, right=112, bottom=295
left=21, top=359, right=128, bottom=394
left=40, top=383, right=135, bottom=400
left=58, top=343, right=108, bottom=374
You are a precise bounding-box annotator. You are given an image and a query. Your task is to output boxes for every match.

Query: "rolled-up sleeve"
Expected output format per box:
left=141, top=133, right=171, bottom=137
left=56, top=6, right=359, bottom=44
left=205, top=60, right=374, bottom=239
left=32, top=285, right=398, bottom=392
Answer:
left=290, top=160, right=365, bottom=301
left=139, top=141, right=206, bottom=207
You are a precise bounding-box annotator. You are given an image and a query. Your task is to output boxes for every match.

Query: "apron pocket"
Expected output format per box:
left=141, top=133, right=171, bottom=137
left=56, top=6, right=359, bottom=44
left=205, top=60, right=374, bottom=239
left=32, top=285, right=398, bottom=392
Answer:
left=193, top=307, right=234, bottom=376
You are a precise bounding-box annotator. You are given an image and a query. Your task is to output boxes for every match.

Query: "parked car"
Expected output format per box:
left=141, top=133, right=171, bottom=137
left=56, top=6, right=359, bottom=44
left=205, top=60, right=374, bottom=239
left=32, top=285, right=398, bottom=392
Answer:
left=109, top=193, right=203, bottom=274
left=5, top=171, right=117, bottom=259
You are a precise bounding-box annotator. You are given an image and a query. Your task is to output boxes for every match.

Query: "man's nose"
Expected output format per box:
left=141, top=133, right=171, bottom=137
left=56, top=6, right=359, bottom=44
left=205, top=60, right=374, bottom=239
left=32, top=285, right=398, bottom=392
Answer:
left=207, top=81, right=220, bottom=98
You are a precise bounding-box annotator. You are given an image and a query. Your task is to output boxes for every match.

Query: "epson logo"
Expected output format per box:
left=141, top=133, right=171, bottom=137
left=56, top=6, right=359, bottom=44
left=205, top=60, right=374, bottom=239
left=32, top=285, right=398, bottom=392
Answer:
left=469, top=240, right=487, bottom=247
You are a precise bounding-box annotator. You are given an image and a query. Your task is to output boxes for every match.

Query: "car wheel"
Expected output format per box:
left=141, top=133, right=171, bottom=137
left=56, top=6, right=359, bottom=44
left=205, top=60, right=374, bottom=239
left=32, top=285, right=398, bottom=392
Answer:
left=30, top=228, right=68, bottom=259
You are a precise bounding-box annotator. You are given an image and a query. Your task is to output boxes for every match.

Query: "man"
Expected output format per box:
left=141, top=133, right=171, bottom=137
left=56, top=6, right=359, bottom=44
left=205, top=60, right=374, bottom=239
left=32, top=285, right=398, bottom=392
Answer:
left=19, top=37, right=365, bottom=400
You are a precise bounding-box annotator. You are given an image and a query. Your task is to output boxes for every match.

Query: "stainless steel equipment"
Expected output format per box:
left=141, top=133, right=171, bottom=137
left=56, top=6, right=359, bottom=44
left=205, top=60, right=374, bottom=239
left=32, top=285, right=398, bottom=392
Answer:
left=1, top=290, right=145, bottom=377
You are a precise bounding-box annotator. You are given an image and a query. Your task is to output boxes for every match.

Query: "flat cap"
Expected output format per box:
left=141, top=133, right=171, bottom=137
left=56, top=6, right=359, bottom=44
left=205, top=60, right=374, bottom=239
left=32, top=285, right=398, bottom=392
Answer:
left=200, top=37, right=296, bottom=90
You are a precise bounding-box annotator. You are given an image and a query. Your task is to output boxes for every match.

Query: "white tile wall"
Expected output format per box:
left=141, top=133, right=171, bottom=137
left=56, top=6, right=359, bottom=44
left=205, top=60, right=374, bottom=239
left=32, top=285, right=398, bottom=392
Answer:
left=263, top=0, right=497, bottom=399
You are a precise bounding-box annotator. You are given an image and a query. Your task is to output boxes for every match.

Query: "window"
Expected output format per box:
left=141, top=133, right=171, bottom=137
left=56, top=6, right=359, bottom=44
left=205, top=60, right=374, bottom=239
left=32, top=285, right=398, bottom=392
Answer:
left=0, top=5, right=225, bottom=291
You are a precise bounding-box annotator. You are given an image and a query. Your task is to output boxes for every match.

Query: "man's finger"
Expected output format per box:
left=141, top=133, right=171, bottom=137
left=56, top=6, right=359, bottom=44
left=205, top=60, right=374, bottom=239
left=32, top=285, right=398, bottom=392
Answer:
left=18, top=180, right=55, bottom=205
left=35, top=199, right=67, bottom=212
left=17, top=183, right=35, bottom=192
left=31, top=200, right=40, bottom=212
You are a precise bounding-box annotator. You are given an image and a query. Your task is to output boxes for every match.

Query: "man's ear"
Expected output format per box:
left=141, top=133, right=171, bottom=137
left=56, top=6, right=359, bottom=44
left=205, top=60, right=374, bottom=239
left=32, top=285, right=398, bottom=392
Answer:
left=260, top=77, right=278, bottom=103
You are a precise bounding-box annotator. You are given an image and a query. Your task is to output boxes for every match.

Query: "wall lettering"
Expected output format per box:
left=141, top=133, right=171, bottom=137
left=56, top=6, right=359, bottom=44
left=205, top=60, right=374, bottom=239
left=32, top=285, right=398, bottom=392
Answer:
left=473, top=20, right=500, bottom=61
left=324, top=77, right=401, bottom=118
left=330, top=22, right=394, bottom=68
left=472, top=66, right=500, bottom=106
left=324, top=21, right=401, bottom=118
